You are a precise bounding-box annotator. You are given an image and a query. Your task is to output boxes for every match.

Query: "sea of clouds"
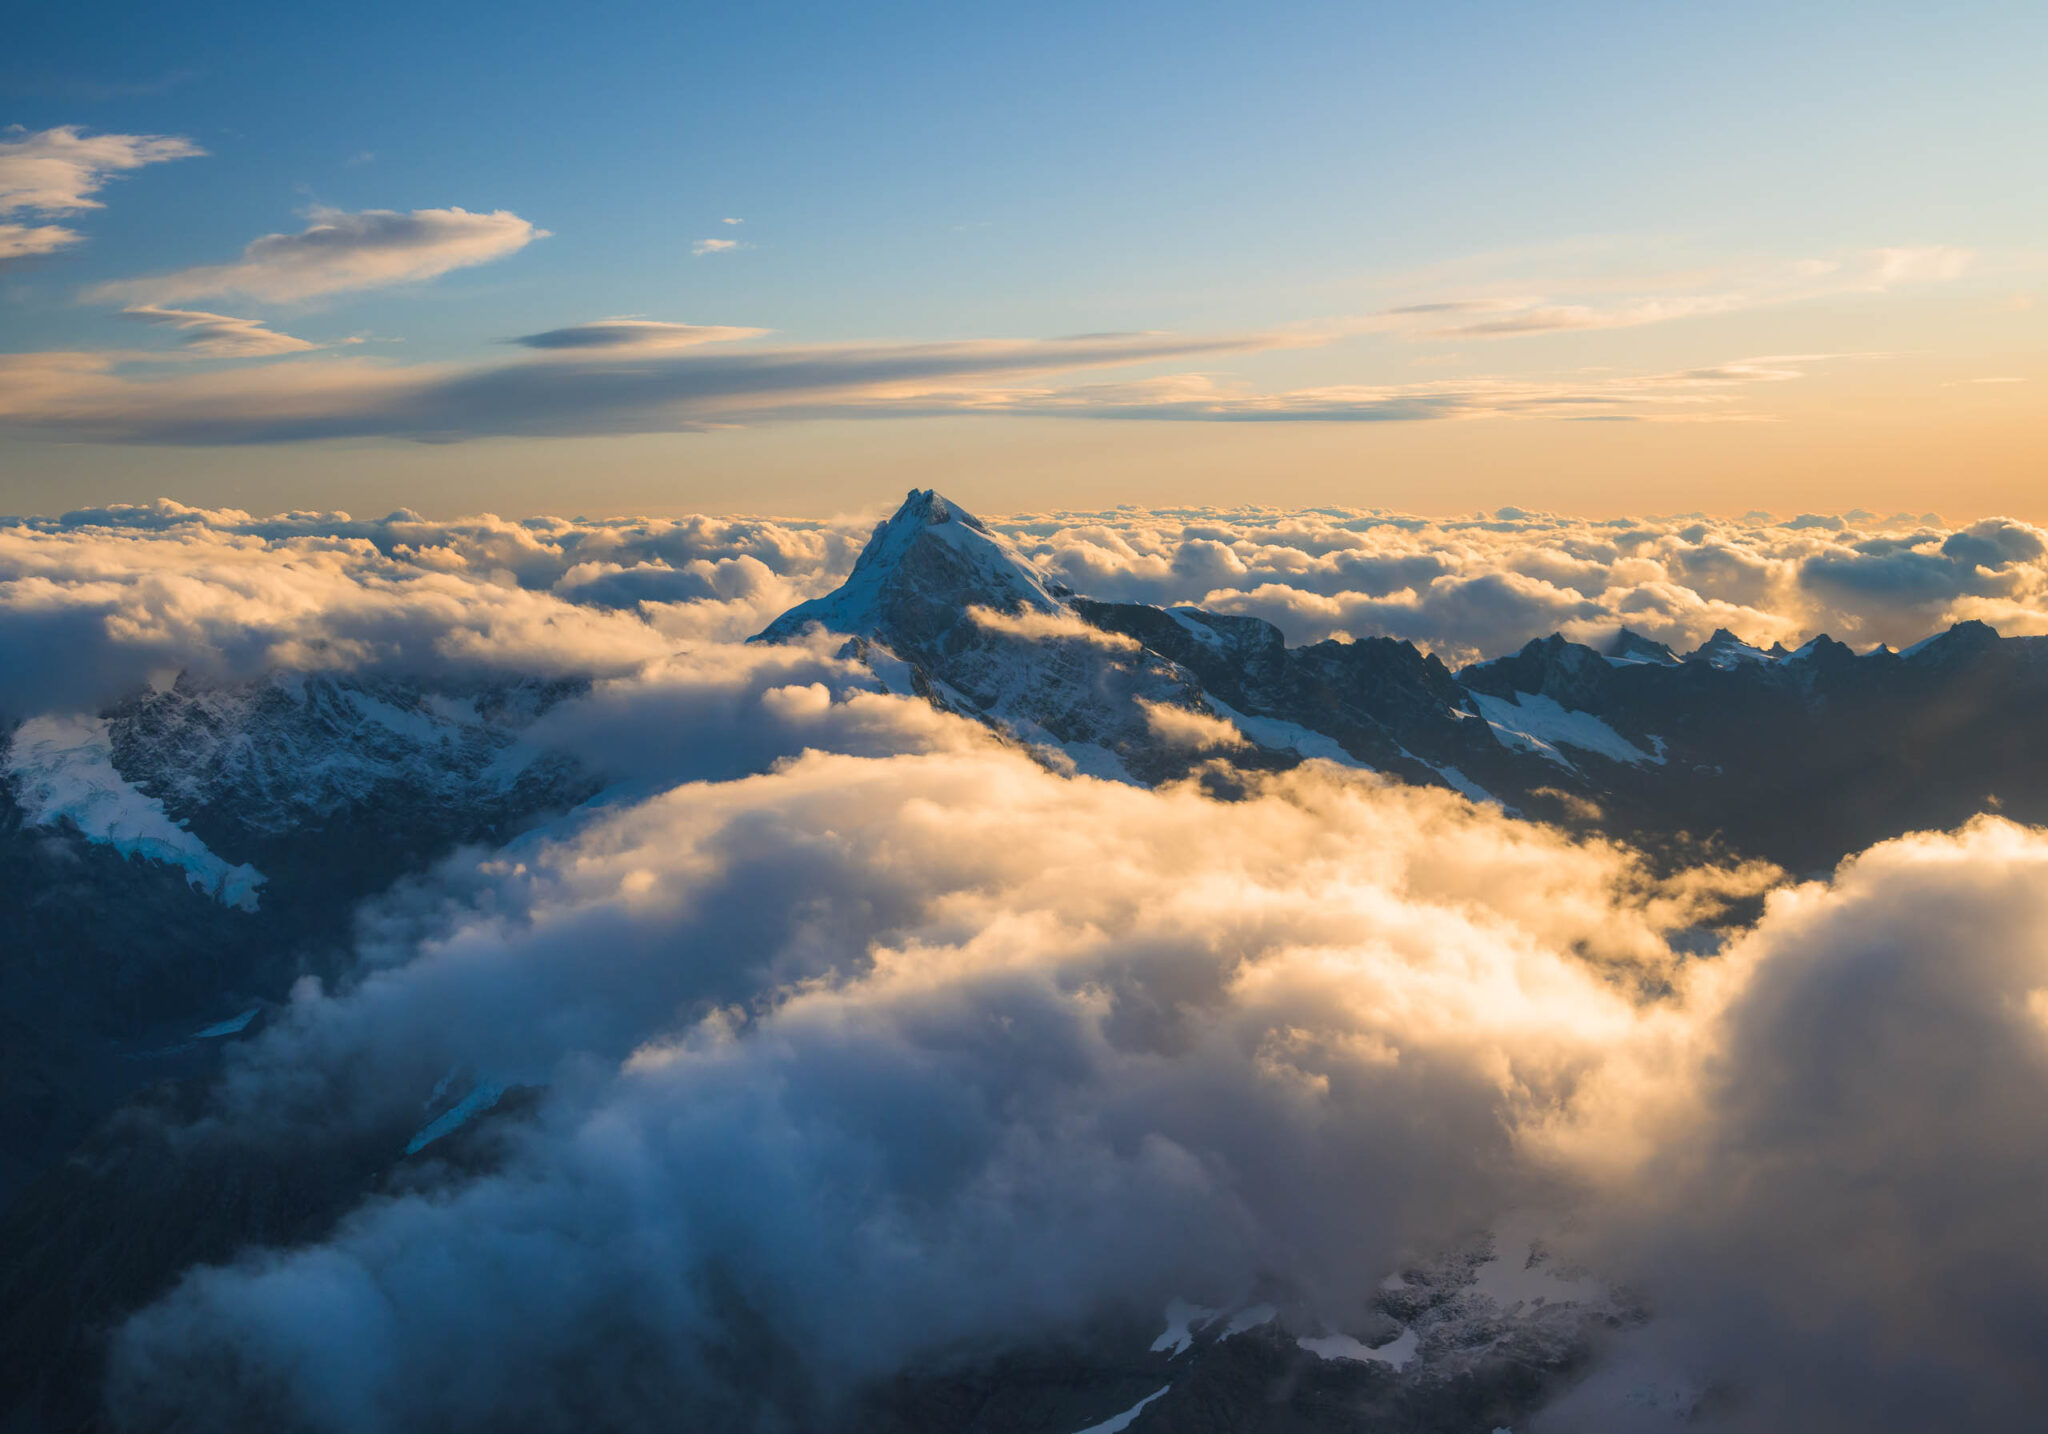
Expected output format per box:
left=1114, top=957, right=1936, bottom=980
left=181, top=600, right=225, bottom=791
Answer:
left=6, top=497, right=2047, bottom=713
left=8, top=497, right=2048, bottom=1431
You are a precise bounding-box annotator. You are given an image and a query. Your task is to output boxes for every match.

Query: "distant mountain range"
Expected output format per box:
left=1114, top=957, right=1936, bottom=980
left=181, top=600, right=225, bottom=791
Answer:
left=760, top=489, right=2048, bottom=873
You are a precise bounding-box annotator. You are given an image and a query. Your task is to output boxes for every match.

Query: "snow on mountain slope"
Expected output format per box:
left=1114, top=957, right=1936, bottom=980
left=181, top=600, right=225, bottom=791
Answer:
left=756, top=491, right=1229, bottom=783
left=757, top=489, right=1060, bottom=644
left=6, top=714, right=266, bottom=910
left=1685, top=627, right=1782, bottom=669
left=1297, top=1327, right=1417, bottom=1368
left=1467, top=690, right=1661, bottom=768
left=106, top=671, right=585, bottom=839
left=1070, top=1385, right=1170, bottom=1434
left=406, top=1079, right=508, bottom=1155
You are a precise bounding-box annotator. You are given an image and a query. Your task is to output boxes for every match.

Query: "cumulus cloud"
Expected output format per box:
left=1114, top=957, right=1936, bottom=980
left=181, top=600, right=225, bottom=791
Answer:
left=97, top=720, right=2048, bottom=1432
left=6, top=501, right=2047, bottom=721
left=118, top=305, right=318, bottom=357
left=85, top=206, right=546, bottom=305
left=692, top=237, right=738, bottom=255
left=107, top=743, right=1754, bottom=1430
left=0, top=124, right=203, bottom=261
left=0, top=503, right=870, bottom=714
left=1137, top=697, right=1248, bottom=749
left=1545, top=818, right=2048, bottom=1432
left=995, top=506, right=2048, bottom=661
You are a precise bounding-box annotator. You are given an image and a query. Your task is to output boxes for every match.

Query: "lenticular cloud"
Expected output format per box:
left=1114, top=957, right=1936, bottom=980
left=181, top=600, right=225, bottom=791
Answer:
left=8, top=497, right=2048, bottom=1431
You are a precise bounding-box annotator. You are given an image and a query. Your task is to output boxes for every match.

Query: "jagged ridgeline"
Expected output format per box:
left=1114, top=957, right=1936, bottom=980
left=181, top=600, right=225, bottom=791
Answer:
left=754, top=489, right=2048, bottom=870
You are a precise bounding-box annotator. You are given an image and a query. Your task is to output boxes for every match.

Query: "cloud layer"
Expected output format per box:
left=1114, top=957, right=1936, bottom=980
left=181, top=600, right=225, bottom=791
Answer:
left=7, top=499, right=2046, bottom=722
left=0, top=329, right=1294, bottom=443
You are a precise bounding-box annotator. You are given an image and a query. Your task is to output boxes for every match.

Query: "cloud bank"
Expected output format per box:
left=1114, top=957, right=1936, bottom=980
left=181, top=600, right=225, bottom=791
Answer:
left=93, top=718, right=2048, bottom=1433
left=6, top=500, right=2046, bottom=721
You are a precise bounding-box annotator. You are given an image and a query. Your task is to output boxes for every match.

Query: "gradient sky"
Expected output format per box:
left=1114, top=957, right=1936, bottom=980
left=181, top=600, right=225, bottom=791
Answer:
left=2, top=0, right=2042, bottom=519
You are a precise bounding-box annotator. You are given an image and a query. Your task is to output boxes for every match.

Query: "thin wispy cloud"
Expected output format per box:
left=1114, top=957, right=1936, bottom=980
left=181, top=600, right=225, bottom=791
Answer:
left=692, top=237, right=739, bottom=255
left=798, top=354, right=1838, bottom=424
left=1367, top=246, right=1979, bottom=342
left=0, top=326, right=1300, bottom=443
left=0, top=318, right=1844, bottom=443
left=118, top=305, right=318, bottom=358
left=85, top=206, right=547, bottom=304
left=512, top=319, right=770, bottom=351
left=0, top=222, right=81, bottom=261
left=0, top=124, right=203, bottom=262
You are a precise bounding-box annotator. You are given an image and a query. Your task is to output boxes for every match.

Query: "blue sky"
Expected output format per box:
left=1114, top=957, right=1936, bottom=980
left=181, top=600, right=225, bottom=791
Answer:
left=2, top=1, right=2043, bottom=517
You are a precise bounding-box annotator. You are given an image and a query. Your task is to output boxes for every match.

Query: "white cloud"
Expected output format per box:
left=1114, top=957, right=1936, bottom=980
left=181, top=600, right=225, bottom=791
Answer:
left=0, top=327, right=1299, bottom=443
left=119, top=305, right=318, bottom=358
left=9, top=501, right=2048, bottom=716
left=0, top=124, right=203, bottom=216
left=0, top=125, right=202, bottom=262
left=84, top=637, right=2048, bottom=1430
left=108, top=739, right=1762, bottom=1428
left=85, top=206, right=547, bottom=305
left=0, top=221, right=80, bottom=261
left=1363, top=246, right=1982, bottom=343
left=980, top=504, right=2048, bottom=661
left=693, top=237, right=738, bottom=255
left=511, top=318, right=768, bottom=351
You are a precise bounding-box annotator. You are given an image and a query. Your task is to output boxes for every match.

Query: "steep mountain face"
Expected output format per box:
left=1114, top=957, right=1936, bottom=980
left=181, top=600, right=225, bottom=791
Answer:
left=0, top=670, right=604, bottom=1428
left=757, top=491, right=1244, bottom=784
left=0, top=672, right=596, bottom=1204
left=1461, top=619, right=2048, bottom=869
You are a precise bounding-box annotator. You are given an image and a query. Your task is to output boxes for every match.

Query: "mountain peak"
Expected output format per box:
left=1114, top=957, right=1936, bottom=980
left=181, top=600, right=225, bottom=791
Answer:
left=754, top=489, right=1061, bottom=646
left=1686, top=628, right=1776, bottom=668
left=1605, top=628, right=1681, bottom=666
left=1899, top=618, right=2002, bottom=662
left=885, top=487, right=986, bottom=535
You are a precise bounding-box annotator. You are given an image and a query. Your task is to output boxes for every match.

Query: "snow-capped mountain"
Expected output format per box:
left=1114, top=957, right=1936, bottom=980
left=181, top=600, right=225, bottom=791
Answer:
left=0, top=669, right=597, bottom=1213
left=751, top=491, right=1692, bottom=809
left=760, top=489, right=2048, bottom=873
left=759, top=489, right=1233, bottom=784
left=6, top=669, right=594, bottom=910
